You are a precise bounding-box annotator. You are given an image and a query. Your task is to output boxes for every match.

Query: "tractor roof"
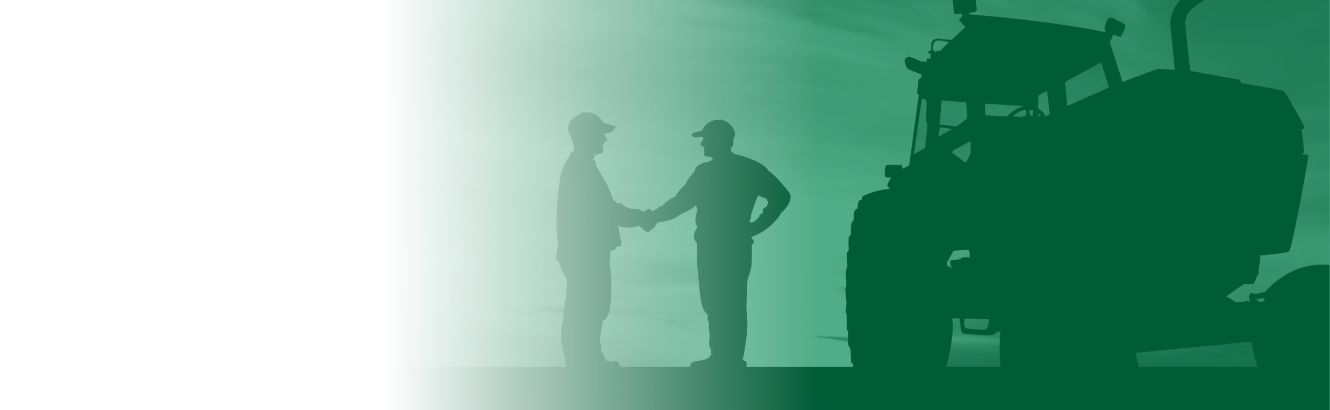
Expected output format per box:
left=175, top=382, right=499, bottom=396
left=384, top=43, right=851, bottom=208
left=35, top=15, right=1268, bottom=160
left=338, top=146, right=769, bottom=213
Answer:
left=918, top=15, right=1115, bottom=106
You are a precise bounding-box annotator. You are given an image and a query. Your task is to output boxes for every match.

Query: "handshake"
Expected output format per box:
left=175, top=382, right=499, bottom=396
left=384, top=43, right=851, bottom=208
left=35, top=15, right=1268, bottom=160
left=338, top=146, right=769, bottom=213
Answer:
left=629, top=209, right=661, bottom=232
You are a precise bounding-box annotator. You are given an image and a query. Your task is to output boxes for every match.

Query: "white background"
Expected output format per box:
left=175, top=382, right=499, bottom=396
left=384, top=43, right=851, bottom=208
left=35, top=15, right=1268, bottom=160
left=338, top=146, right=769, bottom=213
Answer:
left=0, top=1, right=406, bottom=408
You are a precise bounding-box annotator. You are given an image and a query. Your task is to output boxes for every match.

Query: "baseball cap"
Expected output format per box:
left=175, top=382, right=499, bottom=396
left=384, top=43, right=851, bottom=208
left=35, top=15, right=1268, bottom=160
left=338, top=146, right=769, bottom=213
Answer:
left=691, top=119, right=734, bottom=140
left=568, top=112, right=616, bottom=135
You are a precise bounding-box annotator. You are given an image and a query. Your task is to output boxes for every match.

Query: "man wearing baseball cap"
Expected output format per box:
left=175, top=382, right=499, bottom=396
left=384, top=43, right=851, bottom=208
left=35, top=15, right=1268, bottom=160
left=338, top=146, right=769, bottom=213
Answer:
left=557, top=112, right=653, bottom=367
left=648, top=119, right=791, bottom=367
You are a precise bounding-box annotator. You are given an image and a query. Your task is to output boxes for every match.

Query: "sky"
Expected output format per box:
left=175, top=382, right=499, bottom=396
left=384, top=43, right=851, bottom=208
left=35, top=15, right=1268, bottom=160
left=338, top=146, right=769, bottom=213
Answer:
left=420, top=0, right=1329, bottom=367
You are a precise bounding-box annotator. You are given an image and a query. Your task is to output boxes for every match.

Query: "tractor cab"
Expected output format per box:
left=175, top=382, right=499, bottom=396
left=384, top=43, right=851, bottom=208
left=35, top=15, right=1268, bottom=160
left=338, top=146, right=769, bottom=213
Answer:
left=898, top=9, right=1126, bottom=171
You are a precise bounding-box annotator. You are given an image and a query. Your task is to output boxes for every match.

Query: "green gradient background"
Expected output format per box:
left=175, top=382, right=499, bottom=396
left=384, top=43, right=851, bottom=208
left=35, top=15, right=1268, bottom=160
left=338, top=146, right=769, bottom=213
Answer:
left=420, top=0, right=1329, bottom=367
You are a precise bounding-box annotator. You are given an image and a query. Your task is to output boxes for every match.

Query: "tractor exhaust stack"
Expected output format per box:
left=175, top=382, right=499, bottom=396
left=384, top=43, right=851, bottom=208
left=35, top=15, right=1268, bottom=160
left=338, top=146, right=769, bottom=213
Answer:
left=1171, top=0, right=1204, bottom=72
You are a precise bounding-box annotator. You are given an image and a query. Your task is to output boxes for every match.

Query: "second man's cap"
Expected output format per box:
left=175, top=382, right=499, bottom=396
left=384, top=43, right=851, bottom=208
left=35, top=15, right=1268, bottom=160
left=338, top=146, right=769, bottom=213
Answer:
left=691, top=119, right=734, bottom=140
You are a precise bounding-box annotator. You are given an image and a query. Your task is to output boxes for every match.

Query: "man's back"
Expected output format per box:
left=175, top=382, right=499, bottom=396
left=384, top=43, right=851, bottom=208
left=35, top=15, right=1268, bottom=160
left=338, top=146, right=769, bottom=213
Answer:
left=557, top=154, right=621, bottom=257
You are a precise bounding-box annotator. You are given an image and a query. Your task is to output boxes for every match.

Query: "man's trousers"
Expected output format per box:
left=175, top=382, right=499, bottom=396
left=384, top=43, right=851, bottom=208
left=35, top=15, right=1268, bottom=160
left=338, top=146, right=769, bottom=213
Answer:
left=696, top=239, right=753, bottom=362
left=559, top=251, right=611, bottom=365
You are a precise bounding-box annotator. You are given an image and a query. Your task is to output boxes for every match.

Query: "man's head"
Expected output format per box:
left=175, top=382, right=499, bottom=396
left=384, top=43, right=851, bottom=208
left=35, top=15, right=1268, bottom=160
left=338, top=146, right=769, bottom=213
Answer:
left=692, top=119, right=734, bottom=158
left=568, top=112, right=615, bottom=155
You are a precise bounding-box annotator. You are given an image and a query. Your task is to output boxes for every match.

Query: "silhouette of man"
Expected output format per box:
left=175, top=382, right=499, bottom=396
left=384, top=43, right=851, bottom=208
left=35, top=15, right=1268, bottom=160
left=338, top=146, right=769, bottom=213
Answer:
left=556, top=112, right=652, bottom=367
left=649, top=119, right=790, bottom=367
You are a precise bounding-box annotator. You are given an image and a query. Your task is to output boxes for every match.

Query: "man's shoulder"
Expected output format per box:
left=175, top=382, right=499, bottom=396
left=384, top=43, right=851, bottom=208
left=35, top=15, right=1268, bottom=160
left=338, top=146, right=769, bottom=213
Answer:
left=731, top=154, right=770, bottom=172
left=560, top=155, right=600, bottom=191
left=695, top=154, right=769, bottom=176
left=734, top=153, right=761, bottom=164
left=562, top=154, right=598, bottom=174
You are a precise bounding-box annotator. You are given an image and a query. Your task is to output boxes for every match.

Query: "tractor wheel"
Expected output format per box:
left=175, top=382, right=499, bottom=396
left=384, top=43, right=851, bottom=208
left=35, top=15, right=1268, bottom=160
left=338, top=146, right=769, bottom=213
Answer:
left=845, top=189, right=952, bottom=367
left=1252, top=265, right=1328, bottom=369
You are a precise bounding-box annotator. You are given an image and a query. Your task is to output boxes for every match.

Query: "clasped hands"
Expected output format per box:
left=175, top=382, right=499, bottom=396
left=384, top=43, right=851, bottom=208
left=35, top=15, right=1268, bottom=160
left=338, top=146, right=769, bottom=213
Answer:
left=630, top=209, right=660, bottom=232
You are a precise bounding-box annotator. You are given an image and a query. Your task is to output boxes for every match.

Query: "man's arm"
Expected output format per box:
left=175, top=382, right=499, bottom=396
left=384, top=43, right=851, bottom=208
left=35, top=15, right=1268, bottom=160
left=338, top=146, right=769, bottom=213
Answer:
left=748, top=165, right=790, bottom=236
left=651, top=166, right=702, bottom=224
left=610, top=202, right=649, bottom=227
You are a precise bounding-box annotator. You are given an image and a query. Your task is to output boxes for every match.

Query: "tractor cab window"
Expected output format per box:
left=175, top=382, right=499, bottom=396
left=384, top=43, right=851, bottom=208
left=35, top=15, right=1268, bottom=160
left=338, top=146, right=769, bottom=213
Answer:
left=940, top=101, right=968, bottom=129
left=990, top=103, right=1044, bottom=118
left=1066, top=63, right=1108, bottom=105
left=912, top=101, right=929, bottom=154
left=911, top=100, right=971, bottom=154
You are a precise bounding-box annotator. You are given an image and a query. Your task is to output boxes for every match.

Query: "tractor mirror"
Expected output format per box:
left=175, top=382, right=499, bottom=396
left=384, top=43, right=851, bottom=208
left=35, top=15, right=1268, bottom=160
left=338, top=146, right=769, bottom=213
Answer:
left=953, top=0, right=977, bottom=15
left=1105, top=18, right=1126, bottom=37
left=884, top=165, right=904, bottom=178
left=905, top=57, right=928, bottom=74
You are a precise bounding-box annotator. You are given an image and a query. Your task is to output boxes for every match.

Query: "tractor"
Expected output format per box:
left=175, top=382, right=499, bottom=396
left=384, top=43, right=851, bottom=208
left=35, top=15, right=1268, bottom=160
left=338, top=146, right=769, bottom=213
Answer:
left=845, top=0, right=1326, bottom=368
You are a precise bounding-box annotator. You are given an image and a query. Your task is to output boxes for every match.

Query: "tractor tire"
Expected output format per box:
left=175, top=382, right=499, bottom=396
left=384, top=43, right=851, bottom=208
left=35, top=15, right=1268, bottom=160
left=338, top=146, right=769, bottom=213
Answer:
left=845, top=189, right=952, bottom=368
left=1253, top=265, right=1328, bottom=370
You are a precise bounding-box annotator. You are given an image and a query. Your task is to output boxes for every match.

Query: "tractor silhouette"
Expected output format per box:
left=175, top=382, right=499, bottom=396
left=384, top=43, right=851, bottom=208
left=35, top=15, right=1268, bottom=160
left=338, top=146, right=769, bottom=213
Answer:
left=845, top=0, right=1326, bottom=368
